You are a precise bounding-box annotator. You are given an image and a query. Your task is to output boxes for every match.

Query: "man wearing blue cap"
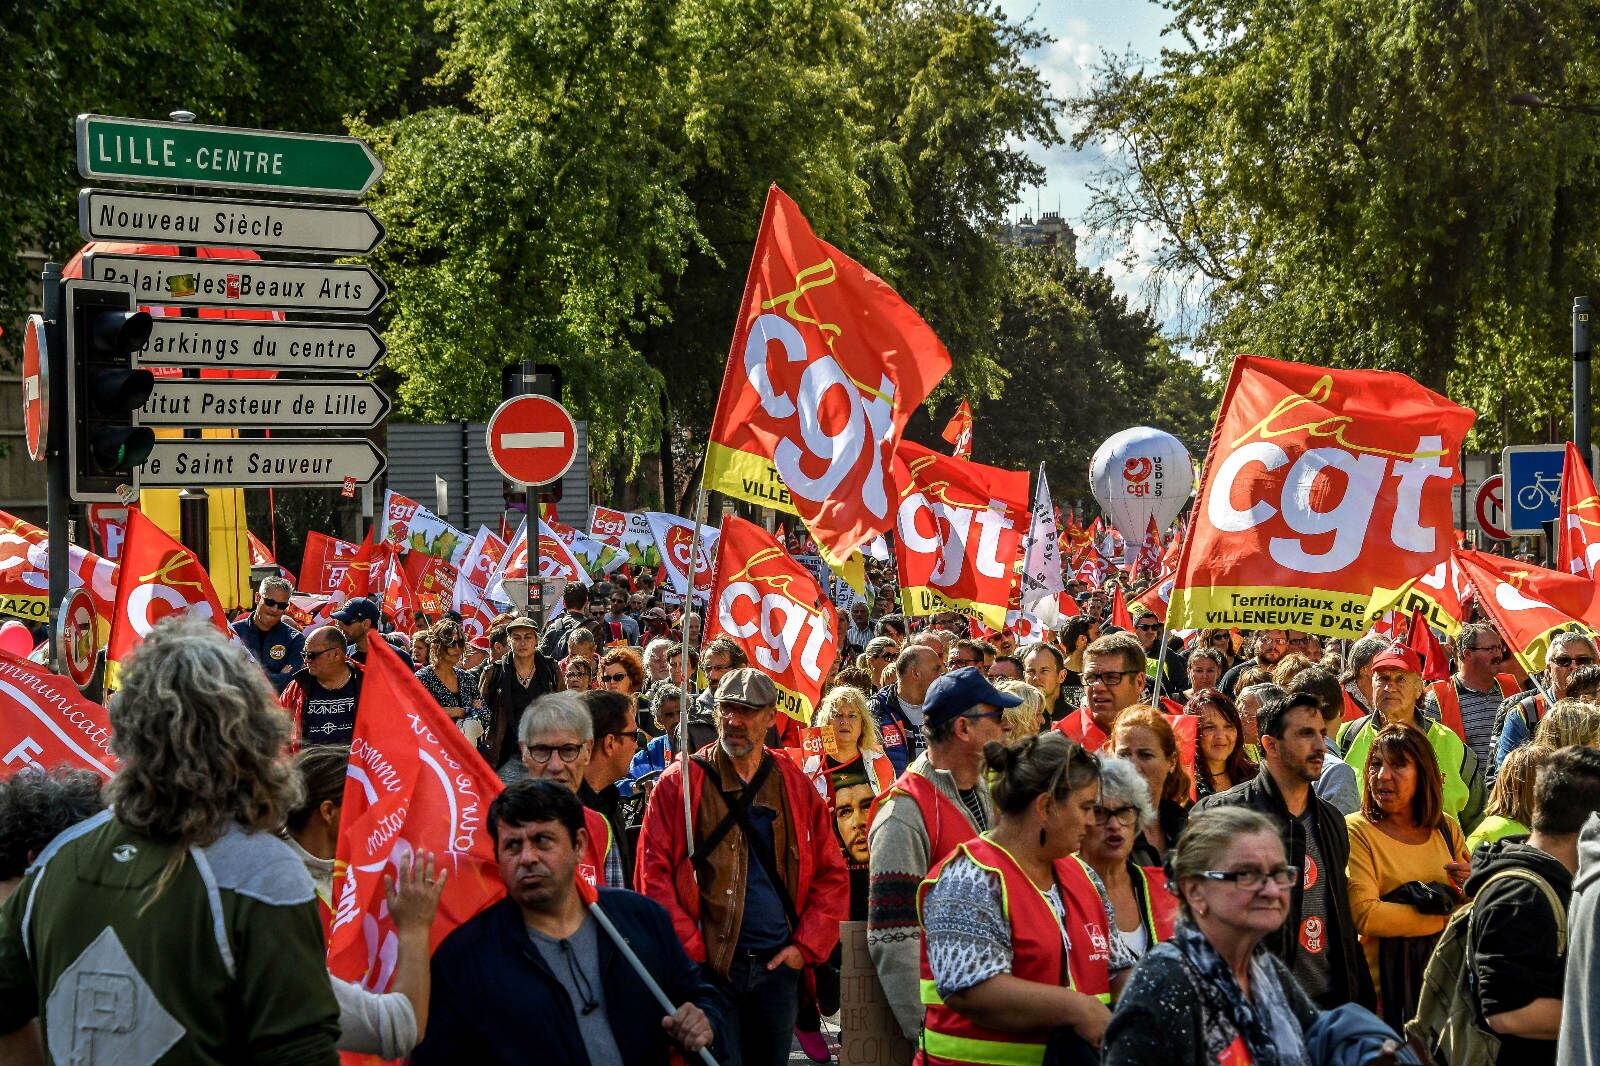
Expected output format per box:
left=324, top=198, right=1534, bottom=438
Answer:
left=333, top=597, right=414, bottom=669
left=866, top=666, right=1018, bottom=1039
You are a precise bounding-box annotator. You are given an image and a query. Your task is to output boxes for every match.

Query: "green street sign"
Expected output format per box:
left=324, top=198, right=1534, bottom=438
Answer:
left=76, top=114, right=382, bottom=198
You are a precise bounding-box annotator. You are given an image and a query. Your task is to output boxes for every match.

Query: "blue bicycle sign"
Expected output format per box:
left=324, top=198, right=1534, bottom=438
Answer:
left=1502, top=445, right=1596, bottom=535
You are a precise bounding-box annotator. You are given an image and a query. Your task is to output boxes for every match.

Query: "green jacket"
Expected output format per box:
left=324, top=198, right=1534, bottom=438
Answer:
left=1338, top=711, right=1486, bottom=833
left=0, top=811, right=339, bottom=1065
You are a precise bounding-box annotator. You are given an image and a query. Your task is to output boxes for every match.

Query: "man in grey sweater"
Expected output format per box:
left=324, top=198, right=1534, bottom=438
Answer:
left=865, top=667, right=1015, bottom=1039
left=1559, top=810, right=1600, bottom=1066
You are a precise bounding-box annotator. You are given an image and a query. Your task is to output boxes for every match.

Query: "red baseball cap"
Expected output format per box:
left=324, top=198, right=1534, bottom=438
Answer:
left=1369, top=644, right=1422, bottom=676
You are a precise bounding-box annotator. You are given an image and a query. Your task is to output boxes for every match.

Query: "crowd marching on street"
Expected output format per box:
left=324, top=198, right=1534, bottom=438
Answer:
left=9, top=177, right=1600, bottom=1066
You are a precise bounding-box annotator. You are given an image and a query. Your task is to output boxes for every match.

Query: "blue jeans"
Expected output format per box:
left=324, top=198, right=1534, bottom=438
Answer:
left=719, top=947, right=802, bottom=1066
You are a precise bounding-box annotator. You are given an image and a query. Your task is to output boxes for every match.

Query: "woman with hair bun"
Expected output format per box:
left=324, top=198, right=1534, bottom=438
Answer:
left=917, top=732, right=1122, bottom=1062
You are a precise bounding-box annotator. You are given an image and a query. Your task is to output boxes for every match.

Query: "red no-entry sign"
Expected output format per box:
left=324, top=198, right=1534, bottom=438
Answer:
left=486, top=395, right=577, bottom=487
left=1476, top=473, right=1508, bottom=541
left=22, top=314, right=47, bottom=462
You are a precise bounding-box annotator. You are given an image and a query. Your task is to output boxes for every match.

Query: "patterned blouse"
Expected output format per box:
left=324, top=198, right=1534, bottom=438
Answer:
left=415, top=666, right=484, bottom=722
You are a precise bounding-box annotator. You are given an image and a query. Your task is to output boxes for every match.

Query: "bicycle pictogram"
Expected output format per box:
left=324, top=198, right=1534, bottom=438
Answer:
left=1516, top=470, right=1562, bottom=512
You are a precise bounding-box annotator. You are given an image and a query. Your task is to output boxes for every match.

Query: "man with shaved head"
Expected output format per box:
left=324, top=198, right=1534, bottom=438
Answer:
left=280, top=624, right=363, bottom=747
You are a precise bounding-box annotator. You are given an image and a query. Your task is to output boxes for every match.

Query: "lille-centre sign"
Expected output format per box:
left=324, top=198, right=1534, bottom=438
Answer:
left=76, top=113, right=383, bottom=197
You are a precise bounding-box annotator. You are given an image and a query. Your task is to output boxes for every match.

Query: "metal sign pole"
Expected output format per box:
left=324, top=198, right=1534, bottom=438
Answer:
left=43, top=263, right=68, bottom=674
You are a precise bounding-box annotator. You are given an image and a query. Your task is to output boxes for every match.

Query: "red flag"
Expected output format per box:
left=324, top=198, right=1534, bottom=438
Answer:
left=328, top=637, right=506, bottom=991
left=941, top=399, right=974, bottom=460
left=1405, top=608, right=1450, bottom=683
left=1127, top=570, right=1176, bottom=624
left=1169, top=355, right=1473, bottom=640
left=1368, top=554, right=1472, bottom=638
left=335, top=531, right=382, bottom=603
left=704, top=185, right=951, bottom=559
left=300, top=532, right=363, bottom=596
left=457, top=526, right=509, bottom=594
left=1131, top=515, right=1162, bottom=575
left=704, top=516, right=839, bottom=722
left=1559, top=442, right=1600, bottom=576
left=106, top=510, right=231, bottom=685
left=1455, top=549, right=1600, bottom=678
left=402, top=551, right=459, bottom=616
left=382, top=561, right=421, bottom=635
left=0, top=509, right=119, bottom=633
left=1109, top=584, right=1136, bottom=631
left=452, top=574, right=499, bottom=649
left=0, top=652, right=117, bottom=780
left=893, top=442, right=1029, bottom=631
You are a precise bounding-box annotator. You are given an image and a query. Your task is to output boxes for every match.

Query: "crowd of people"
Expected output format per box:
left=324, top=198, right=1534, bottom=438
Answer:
left=6, top=561, right=1600, bottom=1066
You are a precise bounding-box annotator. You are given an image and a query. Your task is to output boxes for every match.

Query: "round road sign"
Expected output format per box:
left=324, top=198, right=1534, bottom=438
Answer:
left=1476, top=474, right=1508, bottom=541
left=56, top=587, right=98, bottom=690
left=486, top=395, right=577, bottom=487
left=22, top=314, right=47, bottom=462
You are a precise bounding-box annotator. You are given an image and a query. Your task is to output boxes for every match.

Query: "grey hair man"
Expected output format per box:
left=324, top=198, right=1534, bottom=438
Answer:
left=1495, top=631, right=1600, bottom=777
left=516, top=691, right=624, bottom=888
left=232, top=573, right=304, bottom=693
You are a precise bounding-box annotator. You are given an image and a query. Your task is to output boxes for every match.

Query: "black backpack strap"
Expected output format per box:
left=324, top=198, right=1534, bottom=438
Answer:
left=685, top=756, right=798, bottom=931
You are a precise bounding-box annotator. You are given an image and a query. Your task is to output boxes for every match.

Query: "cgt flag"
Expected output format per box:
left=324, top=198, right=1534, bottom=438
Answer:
left=645, top=513, right=720, bottom=603
left=1454, top=549, right=1600, bottom=681
left=705, top=516, right=839, bottom=722
left=941, top=399, right=974, bottom=460
left=106, top=509, right=232, bottom=687
left=894, top=442, right=1030, bottom=632
left=328, top=636, right=506, bottom=995
left=0, top=652, right=117, bottom=780
left=1559, top=441, right=1600, bottom=577
left=1167, top=355, right=1474, bottom=640
left=704, top=185, right=951, bottom=560
left=0, top=509, right=119, bottom=631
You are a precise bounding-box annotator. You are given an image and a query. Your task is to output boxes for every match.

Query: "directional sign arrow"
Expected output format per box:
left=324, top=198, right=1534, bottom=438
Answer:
left=80, top=189, right=386, bottom=256
left=139, top=438, right=386, bottom=488
left=138, top=319, right=385, bottom=373
left=84, top=253, right=385, bottom=315
left=139, top=379, right=391, bottom=429
left=77, top=114, right=383, bottom=198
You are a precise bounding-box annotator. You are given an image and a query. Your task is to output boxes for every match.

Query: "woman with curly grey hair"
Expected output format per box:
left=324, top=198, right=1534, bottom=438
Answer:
left=0, top=615, right=341, bottom=1063
left=1076, top=756, right=1177, bottom=960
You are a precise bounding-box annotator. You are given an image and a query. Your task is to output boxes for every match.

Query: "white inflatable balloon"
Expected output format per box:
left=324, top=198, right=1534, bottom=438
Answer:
left=1089, top=427, right=1194, bottom=544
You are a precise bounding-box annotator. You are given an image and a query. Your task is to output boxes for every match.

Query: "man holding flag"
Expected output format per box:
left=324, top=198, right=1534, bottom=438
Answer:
left=413, top=779, right=720, bottom=1065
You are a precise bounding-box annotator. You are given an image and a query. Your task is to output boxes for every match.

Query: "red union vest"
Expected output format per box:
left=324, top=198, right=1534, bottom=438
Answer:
left=914, top=837, right=1113, bottom=1066
left=1135, top=864, right=1177, bottom=944
left=579, top=806, right=613, bottom=890
left=1428, top=673, right=1519, bottom=742
left=873, top=768, right=985, bottom=865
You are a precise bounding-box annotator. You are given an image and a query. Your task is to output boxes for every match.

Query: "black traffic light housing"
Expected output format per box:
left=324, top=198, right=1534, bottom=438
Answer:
left=64, top=279, right=154, bottom=501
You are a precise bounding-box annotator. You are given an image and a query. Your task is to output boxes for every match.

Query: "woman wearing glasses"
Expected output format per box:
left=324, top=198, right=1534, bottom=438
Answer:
left=801, top=686, right=894, bottom=796
left=917, top=733, right=1122, bottom=1063
left=414, top=619, right=485, bottom=730
left=1076, top=756, right=1176, bottom=961
left=1346, top=724, right=1470, bottom=1024
left=598, top=647, right=649, bottom=724
left=1102, top=807, right=1317, bottom=1066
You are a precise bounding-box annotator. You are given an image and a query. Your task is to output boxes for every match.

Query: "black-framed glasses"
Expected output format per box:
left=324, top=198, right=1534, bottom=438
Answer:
left=1082, top=670, right=1133, bottom=686
left=1093, top=805, right=1139, bottom=826
left=526, top=742, right=587, bottom=764
left=306, top=646, right=343, bottom=660
left=1200, top=866, right=1298, bottom=890
left=949, top=656, right=981, bottom=668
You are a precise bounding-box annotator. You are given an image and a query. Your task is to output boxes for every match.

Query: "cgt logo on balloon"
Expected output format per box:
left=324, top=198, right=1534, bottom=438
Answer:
left=1168, top=356, right=1475, bottom=640
left=706, top=517, right=838, bottom=722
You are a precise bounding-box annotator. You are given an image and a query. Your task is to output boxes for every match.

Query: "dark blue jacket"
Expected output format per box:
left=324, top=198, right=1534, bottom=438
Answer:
left=868, top=683, right=923, bottom=774
left=230, top=616, right=304, bottom=693
left=412, top=889, right=726, bottom=1066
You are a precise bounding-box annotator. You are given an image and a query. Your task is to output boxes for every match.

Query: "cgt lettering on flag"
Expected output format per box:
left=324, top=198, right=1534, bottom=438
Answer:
left=1169, top=356, right=1474, bottom=640
left=706, top=516, right=838, bottom=722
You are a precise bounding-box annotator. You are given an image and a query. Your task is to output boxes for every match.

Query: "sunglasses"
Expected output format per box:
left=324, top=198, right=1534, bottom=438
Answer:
left=602, top=672, right=628, bottom=683
left=261, top=599, right=290, bottom=610
left=1551, top=656, right=1597, bottom=668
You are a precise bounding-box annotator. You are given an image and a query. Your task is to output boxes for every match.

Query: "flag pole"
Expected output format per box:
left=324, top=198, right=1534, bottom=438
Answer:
left=588, top=898, right=720, bottom=1066
left=677, top=488, right=709, bottom=846
left=1018, top=463, right=1043, bottom=614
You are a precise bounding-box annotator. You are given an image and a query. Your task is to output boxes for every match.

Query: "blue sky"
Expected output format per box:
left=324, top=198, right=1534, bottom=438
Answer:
left=996, top=1, right=1173, bottom=304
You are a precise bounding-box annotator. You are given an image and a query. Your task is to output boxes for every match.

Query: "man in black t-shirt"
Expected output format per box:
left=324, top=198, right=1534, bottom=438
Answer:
left=280, top=624, right=363, bottom=746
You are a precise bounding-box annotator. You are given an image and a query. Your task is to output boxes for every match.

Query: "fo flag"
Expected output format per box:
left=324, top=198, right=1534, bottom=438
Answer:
left=941, top=399, right=974, bottom=460
left=0, top=653, right=117, bottom=780
left=705, top=516, right=839, bottom=722
left=894, top=442, right=1029, bottom=631
left=301, top=532, right=363, bottom=596
left=106, top=509, right=231, bottom=687
left=1559, top=442, right=1600, bottom=577
left=328, top=636, right=506, bottom=993
left=1020, top=466, right=1064, bottom=612
left=645, top=513, right=720, bottom=603
left=704, top=185, right=951, bottom=560
left=1168, top=355, right=1474, bottom=640
left=1455, top=549, right=1600, bottom=679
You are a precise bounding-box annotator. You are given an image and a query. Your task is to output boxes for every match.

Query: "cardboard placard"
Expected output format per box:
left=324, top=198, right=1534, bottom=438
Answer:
left=838, top=920, right=915, bottom=1066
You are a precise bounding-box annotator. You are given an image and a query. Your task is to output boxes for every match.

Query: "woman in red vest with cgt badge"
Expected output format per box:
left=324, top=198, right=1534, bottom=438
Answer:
left=916, top=733, right=1121, bottom=1066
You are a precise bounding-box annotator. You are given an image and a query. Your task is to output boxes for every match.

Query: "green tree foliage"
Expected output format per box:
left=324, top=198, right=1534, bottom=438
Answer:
left=1072, top=1, right=1600, bottom=446
left=0, top=0, right=429, bottom=346
left=966, top=246, right=1216, bottom=505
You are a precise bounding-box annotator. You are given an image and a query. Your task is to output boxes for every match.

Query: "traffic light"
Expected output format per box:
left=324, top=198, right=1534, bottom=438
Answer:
left=64, top=279, right=154, bottom=501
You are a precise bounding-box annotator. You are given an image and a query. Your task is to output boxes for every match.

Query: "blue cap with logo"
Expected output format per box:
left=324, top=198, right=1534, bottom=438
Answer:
left=922, top=666, right=1022, bottom=729
left=331, top=597, right=379, bottom=625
